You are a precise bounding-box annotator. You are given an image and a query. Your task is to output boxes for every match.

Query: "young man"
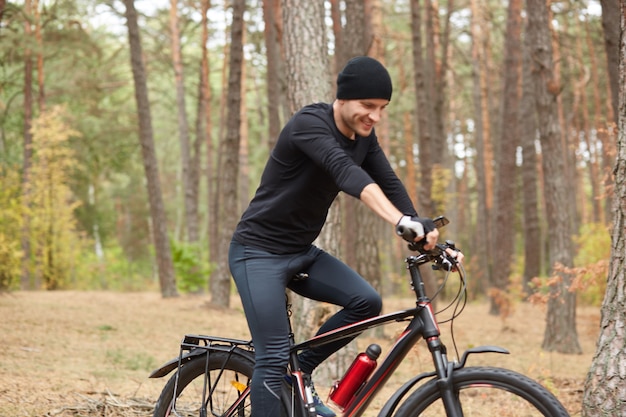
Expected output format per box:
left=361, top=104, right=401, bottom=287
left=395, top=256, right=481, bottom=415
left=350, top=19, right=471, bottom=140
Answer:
left=229, top=56, right=442, bottom=417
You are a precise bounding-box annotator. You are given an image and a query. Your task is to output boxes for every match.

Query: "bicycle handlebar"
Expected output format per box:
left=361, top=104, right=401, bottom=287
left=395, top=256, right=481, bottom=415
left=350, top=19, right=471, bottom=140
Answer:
left=397, top=215, right=460, bottom=272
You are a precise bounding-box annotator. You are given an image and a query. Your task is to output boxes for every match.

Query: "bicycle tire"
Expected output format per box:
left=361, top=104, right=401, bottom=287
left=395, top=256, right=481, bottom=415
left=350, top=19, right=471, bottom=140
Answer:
left=153, top=350, right=254, bottom=417
left=393, top=366, right=569, bottom=417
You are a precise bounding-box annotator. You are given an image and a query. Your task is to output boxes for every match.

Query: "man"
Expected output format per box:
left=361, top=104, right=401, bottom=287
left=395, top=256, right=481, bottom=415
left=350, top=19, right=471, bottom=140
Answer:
left=229, top=56, right=443, bottom=417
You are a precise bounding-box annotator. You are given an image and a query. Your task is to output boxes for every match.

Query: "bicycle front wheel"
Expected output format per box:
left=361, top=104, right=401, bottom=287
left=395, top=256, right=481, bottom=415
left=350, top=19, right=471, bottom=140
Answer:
left=394, top=366, right=569, bottom=417
left=153, top=350, right=254, bottom=417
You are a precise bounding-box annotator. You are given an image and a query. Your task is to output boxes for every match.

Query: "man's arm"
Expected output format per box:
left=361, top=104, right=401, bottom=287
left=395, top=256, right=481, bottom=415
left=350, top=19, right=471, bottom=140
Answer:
left=359, top=183, right=404, bottom=225
left=359, top=183, right=439, bottom=249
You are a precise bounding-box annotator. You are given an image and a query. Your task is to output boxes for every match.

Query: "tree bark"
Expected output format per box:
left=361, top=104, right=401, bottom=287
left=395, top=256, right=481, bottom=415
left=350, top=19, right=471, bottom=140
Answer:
left=490, top=0, right=522, bottom=315
left=582, top=6, right=626, bottom=414
left=551, top=13, right=580, bottom=238
left=573, top=22, right=602, bottom=224
left=192, top=0, right=210, bottom=249
left=410, top=0, right=434, bottom=215
left=123, top=0, right=177, bottom=298
left=519, top=23, right=541, bottom=295
left=201, top=0, right=219, bottom=291
left=211, top=0, right=246, bottom=308
left=584, top=19, right=614, bottom=225
left=469, top=0, right=493, bottom=302
left=526, top=0, right=581, bottom=353
left=33, top=0, right=44, bottom=112
left=169, top=0, right=198, bottom=243
left=600, top=0, right=620, bottom=125
left=282, top=0, right=331, bottom=114
left=261, top=0, right=285, bottom=150
left=21, top=0, right=34, bottom=289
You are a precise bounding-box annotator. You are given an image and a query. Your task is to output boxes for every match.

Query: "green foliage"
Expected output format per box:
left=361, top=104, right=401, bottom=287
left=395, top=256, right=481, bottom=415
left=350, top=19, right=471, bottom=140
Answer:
left=572, top=222, right=611, bottom=306
left=170, top=240, right=212, bottom=294
left=24, top=106, right=90, bottom=289
left=0, top=168, right=23, bottom=291
left=0, top=233, right=22, bottom=291
left=431, top=166, right=453, bottom=216
left=71, top=245, right=156, bottom=291
left=574, top=223, right=611, bottom=266
left=528, top=223, right=611, bottom=307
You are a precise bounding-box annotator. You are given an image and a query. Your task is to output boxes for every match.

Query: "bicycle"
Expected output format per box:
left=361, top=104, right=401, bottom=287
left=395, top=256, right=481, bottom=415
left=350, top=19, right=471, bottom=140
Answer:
left=149, top=216, right=570, bottom=417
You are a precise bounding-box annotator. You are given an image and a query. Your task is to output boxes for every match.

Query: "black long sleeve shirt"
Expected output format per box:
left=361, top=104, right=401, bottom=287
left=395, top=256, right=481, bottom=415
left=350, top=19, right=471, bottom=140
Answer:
left=233, top=102, right=417, bottom=254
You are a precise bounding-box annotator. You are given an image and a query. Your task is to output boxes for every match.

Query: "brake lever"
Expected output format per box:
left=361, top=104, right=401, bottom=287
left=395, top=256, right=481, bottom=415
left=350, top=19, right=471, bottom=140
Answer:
left=435, top=241, right=461, bottom=271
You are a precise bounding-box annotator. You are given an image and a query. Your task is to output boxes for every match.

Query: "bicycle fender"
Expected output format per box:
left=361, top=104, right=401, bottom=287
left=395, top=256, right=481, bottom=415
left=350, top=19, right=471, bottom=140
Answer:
left=149, top=349, right=207, bottom=378
left=376, top=370, right=437, bottom=417
left=148, top=345, right=255, bottom=379
left=376, top=346, right=510, bottom=417
left=457, top=345, right=509, bottom=368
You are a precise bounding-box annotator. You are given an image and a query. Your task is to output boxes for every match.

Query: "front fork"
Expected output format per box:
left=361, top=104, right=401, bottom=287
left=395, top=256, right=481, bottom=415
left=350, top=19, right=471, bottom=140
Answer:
left=421, top=300, right=464, bottom=417
left=428, top=340, right=463, bottom=417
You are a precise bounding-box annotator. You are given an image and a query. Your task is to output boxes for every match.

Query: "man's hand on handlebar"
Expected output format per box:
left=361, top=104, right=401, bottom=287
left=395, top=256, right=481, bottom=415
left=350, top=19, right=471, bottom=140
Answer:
left=395, top=215, right=439, bottom=251
left=444, top=247, right=464, bottom=271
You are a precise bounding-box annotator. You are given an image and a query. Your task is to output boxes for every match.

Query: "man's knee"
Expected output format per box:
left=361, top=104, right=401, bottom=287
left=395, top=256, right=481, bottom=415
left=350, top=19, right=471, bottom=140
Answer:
left=352, top=291, right=382, bottom=318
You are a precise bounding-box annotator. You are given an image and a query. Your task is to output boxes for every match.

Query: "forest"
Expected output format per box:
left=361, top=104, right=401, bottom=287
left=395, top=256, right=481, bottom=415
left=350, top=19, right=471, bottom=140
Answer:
left=2, top=0, right=626, bottom=415
left=0, top=0, right=616, bottom=323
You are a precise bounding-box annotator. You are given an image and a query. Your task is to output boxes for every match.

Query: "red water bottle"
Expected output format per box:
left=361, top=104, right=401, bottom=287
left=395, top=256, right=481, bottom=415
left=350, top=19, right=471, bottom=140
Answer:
left=329, top=344, right=381, bottom=409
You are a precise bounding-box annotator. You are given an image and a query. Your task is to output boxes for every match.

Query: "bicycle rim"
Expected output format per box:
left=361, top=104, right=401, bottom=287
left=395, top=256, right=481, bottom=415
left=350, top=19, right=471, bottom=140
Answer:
left=153, top=350, right=254, bottom=417
left=394, top=366, right=570, bottom=417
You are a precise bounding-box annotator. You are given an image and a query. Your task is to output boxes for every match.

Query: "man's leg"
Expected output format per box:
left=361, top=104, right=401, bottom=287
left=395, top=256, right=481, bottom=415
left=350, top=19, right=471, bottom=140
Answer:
left=289, top=247, right=383, bottom=374
left=228, top=240, right=294, bottom=417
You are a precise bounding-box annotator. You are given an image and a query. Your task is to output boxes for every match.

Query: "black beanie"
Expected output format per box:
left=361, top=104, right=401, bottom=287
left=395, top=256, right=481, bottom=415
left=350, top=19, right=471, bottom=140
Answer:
left=336, top=56, right=393, bottom=101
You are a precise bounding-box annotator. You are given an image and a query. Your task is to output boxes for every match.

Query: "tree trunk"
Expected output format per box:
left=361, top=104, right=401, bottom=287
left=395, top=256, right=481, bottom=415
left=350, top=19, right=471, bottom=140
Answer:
left=201, top=0, right=219, bottom=291
left=192, top=1, right=210, bottom=249
left=490, top=0, right=522, bottom=315
left=169, top=0, right=198, bottom=243
left=552, top=13, right=580, bottom=237
left=329, top=0, right=343, bottom=72
left=426, top=0, right=451, bottom=170
left=582, top=19, right=613, bottom=225
left=519, top=24, right=541, bottom=295
left=283, top=0, right=331, bottom=114
left=410, top=0, right=433, bottom=215
left=261, top=0, right=285, bottom=150
left=600, top=0, right=620, bottom=125
left=573, top=23, right=602, bottom=224
left=123, top=0, right=177, bottom=298
left=211, top=0, right=246, bottom=308
left=33, top=0, right=44, bottom=112
left=526, top=0, right=581, bottom=354
left=239, top=47, right=249, bottom=213
left=469, top=0, right=493, bottom=302
left=21, top=0, right=34, bottom=289
left=582, top=6, right=626, bottom=413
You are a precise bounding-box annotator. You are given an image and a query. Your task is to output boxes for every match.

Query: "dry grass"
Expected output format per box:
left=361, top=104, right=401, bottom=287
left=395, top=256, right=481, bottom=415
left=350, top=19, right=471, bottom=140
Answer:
left=0, top=291, right=598, bottom=416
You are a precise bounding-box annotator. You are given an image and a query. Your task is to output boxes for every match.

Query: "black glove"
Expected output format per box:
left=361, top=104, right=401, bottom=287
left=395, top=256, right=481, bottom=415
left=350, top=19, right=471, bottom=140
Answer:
left=395, top=215, right=436, bottom=242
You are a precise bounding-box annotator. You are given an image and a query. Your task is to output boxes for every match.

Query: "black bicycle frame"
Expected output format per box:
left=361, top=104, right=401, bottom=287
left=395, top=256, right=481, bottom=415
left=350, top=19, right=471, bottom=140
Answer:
left=152, top=252, right=484, bottom=417
left=287, top=254, right=453, bottom=417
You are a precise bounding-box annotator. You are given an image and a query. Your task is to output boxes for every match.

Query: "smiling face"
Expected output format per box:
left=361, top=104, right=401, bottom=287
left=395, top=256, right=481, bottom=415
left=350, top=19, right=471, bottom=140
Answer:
left=333, top=98, right=390, bottom=140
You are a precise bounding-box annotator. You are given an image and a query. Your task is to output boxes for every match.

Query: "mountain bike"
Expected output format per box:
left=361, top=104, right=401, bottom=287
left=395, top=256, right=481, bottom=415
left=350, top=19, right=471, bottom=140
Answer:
left=149, top=216, right=570, bottom=417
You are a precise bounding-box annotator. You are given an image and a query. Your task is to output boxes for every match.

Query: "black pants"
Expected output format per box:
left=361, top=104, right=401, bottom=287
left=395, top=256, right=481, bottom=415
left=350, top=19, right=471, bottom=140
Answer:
left=228, top=239, right=382, bottom=417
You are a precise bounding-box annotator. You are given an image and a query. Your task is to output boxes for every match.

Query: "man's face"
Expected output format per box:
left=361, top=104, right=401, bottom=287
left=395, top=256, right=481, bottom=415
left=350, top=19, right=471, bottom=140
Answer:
left=335, top=98, right=389, bottom=139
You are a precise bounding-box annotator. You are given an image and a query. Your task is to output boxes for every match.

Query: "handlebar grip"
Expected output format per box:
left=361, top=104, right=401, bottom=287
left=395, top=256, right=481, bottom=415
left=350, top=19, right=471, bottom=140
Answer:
left=396, top=225, right=417, bottom=242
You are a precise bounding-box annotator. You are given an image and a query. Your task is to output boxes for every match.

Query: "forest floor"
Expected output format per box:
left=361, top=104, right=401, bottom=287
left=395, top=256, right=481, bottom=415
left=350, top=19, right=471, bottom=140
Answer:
left=0, top=291, right=599, bottom=416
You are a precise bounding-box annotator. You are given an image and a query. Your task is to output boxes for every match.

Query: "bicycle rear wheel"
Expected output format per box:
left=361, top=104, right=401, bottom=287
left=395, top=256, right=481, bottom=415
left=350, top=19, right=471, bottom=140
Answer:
left=153, top=350, right=254, bottom=417
left=394, top=366, right=569, bottom=417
